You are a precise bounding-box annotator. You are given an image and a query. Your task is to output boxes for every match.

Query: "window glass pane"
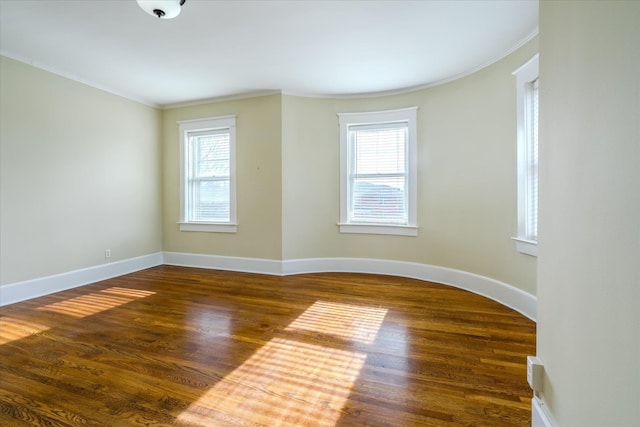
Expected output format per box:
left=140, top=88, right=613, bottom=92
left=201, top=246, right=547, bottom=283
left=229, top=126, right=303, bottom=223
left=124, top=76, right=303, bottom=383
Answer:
left=195, top=134, right=230, bottom=178
left=192, top=180, right=230, bottom=222
left=348, top=123, right=408, bottom=225
left=351, top=127, right=406, bottom=175
left=351, top=177, right=406, bottom=224
left=187, top=130, right=231, bottom=223
left=528, top=79, right=539, bottom=240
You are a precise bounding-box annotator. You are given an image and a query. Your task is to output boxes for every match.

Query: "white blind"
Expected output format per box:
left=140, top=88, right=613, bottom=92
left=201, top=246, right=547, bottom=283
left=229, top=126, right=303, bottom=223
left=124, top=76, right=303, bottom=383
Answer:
left=527, top=79, right=539, bottom=240
left=348, top=122, right=408, bottom=225
left=187, top=129, right=230, bottom=222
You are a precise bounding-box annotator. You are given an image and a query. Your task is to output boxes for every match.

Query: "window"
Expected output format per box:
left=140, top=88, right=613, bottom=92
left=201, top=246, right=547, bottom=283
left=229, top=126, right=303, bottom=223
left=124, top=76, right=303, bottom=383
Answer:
left=513, top=54, right=539, bottom=255
left=338, top=107, right=418, bottom=236
left=178, top=116, right=237, bottom=233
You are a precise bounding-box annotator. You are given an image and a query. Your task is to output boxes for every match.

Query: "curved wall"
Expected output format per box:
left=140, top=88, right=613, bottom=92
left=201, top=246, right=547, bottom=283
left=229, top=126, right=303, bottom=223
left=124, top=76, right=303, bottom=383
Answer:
left=162, top=38, right=538, bottom=298
left=282, top=37, right=538, bottom=295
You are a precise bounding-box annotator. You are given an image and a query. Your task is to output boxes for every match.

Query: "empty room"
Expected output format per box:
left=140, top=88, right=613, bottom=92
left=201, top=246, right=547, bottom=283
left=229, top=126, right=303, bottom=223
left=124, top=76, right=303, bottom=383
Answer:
left=0, top=1, right=638, bottom=426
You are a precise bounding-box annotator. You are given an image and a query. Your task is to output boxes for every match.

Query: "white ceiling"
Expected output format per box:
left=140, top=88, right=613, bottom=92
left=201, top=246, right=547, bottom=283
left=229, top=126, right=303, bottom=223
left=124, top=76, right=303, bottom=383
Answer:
left=0, top=0, right=538, bottom=108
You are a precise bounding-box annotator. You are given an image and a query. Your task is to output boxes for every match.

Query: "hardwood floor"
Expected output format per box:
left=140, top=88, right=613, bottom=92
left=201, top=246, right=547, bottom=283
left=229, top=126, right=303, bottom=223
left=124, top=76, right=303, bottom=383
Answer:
left=0, top=265, right=536, bottom=426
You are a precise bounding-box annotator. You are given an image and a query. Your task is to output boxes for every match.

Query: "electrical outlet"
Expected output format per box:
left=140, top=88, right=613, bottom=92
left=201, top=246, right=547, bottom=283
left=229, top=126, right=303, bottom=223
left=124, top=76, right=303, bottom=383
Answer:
left=527, top=356, right=543, bottom=392
left=105, top=249, right=111, bottom=259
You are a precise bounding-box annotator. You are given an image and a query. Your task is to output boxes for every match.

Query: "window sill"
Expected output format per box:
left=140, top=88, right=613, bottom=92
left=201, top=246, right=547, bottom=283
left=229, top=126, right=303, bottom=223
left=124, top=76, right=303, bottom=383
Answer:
left=512, top=237, right=537, bottom=256
left=338, top=223, right=418, bottom=237
left=179, top=222, right=237, bottom=233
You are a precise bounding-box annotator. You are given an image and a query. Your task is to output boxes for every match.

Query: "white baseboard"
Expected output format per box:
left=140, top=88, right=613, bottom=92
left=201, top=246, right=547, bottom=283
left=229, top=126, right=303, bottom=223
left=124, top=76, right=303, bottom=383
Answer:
left=1, top=252, right=536, bottom=321
left=165, top=253, right=536, bottom=321
left=0, top=252, right=163, bottom=307
left=532, top=397, right=554, bottom=427
left=163, top=251, right=283, bottom=275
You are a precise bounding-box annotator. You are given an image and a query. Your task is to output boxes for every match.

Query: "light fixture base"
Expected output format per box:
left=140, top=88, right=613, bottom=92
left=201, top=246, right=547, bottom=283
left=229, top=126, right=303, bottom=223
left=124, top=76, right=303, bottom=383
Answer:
left=137, top=0, right=185, bottom=20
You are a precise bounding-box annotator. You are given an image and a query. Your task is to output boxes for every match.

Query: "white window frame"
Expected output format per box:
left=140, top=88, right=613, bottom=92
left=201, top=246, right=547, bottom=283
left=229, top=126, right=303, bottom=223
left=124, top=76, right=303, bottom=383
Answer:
left=338, top=107, right=418, bottom=236
left=512, top=54, right=539, bottom=256
left=178, top=116, right=237, bottom=233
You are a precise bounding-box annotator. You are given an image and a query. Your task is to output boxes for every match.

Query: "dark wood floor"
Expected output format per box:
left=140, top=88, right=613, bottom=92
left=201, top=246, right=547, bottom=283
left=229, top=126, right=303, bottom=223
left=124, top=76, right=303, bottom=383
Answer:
left=0, top=265, right=536, bottom=426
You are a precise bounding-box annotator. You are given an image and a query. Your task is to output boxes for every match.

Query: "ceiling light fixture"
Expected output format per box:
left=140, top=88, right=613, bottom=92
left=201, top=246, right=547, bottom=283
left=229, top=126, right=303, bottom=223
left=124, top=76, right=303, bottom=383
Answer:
left=137, top=0, right=185, bottom=19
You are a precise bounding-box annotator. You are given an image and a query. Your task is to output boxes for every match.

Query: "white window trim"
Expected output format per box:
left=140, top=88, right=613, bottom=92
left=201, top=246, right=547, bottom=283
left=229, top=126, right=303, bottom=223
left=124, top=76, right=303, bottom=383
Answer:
left=178, top=115, right=237, bottom=233
left=512, top=237, right=537, bottom=256
left=338, top=107, right=418, bottom=237
left=513, top=54, right=538, bottom=256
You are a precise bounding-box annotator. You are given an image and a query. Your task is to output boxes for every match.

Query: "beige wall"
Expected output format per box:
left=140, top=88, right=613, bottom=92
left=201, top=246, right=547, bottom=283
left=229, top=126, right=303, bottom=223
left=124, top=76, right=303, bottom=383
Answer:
left=282, top=38, right=538, bottom=295
left=538, top=1, right=640, bottom=425
left=161, top=95, right=283, bottom=260
left=0, top=56, right=163, bottom=285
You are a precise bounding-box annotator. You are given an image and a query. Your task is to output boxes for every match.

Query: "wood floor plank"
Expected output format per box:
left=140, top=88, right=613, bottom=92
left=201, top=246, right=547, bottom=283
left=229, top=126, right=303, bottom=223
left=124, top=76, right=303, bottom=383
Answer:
left=0, top=266, right=535, bottom=426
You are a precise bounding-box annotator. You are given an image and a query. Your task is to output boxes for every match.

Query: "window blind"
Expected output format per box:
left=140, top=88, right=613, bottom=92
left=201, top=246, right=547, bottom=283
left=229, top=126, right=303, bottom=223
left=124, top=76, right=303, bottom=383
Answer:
left=348, top=122, right=408, bottom=225
left=527, top=79, right=539, bottom=241
left=187, top=129, right=231, bottom=222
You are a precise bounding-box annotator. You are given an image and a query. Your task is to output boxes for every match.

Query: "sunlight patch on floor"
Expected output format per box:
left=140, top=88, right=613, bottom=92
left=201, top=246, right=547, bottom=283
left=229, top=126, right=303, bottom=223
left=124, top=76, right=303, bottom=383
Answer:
left=178, top=338, right=366, bottom=426
left=178, top=301, right=388, bottom=426
left=36, top=287, right=155, bottom=318
left=0, top=316, right=50, bottom=345
left=286, top=300, right=388, bottom=344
